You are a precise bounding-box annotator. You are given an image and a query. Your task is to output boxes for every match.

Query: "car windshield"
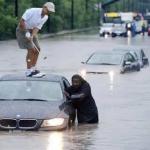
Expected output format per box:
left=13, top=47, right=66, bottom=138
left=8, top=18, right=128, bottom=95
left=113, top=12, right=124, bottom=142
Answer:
left=86, top=53, right=122, bottom=65
left=0, top=81, right=63, bottom=101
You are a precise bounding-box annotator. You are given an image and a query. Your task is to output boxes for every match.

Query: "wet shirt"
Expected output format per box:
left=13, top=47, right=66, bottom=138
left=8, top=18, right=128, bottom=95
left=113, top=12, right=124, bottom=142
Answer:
left=66, top=82, right=98, bottom=123
left=22, top=8, right=48, bottom=30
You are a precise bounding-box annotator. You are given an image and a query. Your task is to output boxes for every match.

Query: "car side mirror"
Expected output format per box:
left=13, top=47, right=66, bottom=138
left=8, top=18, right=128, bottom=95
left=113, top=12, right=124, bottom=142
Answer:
left=81, top=61, right=85, bottom=64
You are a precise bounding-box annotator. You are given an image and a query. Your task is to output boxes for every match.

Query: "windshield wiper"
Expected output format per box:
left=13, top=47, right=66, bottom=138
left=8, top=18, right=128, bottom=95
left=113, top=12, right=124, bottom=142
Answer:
left=99, top=63, right=116, bottom=65
left=88, top=63, right=115, bottom=65
left=0, top=99, right=12, bottom=101
left=0, top=99, right=48, bottom=101
left=17, top=98, right=48, bottom=101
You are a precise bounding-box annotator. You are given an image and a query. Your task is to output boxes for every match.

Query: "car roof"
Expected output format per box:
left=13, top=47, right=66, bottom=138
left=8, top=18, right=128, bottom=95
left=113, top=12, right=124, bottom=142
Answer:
left=93, top=50, right=127, bottom=55
left=0, top=73, right=65, bottom=82
left=113, top=46, right=146, bottom=52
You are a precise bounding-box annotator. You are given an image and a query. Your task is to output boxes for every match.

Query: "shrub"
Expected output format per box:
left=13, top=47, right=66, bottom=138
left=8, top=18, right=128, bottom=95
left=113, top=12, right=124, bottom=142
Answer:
left=0, top=14, right=17, bottom=40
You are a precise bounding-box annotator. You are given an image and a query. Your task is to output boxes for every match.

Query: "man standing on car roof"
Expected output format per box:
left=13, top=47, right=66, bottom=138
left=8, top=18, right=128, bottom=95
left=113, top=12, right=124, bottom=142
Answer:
left=65, top=74, right=99, bottom=124
left=16, top=2, right=55, bottom=77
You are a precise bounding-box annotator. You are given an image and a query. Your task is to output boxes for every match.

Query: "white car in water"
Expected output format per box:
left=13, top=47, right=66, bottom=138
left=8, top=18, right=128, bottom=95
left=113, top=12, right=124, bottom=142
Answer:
left=99, top=23, right=114, bottom=36
left=111, top=24, right=126, bottom=37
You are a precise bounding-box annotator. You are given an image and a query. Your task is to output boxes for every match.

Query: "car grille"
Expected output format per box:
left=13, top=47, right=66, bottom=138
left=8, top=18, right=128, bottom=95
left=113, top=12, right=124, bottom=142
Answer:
left=19, top=119, right=37, bottom=129
left=0, top=119, right=38, bottom=130
left=0, top=119, right=17, bottom=129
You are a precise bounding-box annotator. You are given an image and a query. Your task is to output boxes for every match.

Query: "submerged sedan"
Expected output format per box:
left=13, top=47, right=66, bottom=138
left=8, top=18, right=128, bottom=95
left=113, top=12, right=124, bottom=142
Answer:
left=0, top=74, right=72, bottom=131
left=113, top=46, right=149, bottom=68
left=111, top=25, right=126, bottom=37
left=79, top=51, right=141, bottom=77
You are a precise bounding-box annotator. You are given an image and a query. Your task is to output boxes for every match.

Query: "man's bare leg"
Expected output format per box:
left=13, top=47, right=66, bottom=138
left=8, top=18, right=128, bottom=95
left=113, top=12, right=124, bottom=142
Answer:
left=26, top=48, right=37, bottom=69
left=32, top=47, right=40, bottom=67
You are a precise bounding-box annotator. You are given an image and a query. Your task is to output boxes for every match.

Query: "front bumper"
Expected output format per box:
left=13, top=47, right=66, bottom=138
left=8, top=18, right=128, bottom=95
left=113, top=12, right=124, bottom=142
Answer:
left=0, top=118, right=69, bottom=131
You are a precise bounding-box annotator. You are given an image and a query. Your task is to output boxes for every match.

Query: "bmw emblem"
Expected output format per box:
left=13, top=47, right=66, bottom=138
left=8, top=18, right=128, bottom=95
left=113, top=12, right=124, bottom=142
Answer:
left=16, top=114, right=21, bottom=118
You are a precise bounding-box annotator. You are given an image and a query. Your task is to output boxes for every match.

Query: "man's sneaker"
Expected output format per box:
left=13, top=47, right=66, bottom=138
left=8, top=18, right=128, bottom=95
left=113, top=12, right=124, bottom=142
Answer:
left=26, top=70, right=45, bottom=78
left=32, top=70, right=40, bottom=74
left=32, top=72, right=45, bottom=78
left=26, top=71, right=34, bottom=77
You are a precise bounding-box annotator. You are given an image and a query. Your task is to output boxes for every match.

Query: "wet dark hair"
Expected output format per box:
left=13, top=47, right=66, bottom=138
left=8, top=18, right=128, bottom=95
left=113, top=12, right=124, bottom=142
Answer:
left=71, top=74, right=86, bottom=85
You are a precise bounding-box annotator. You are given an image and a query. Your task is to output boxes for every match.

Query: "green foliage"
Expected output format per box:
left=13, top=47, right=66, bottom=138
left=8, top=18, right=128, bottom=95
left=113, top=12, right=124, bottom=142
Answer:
left=0, top=0, right=4, bottom=12
left=0, top=14, right=17, bottom=40
left=0, top=0, right=18, bottom=40
left=18, top=0, right=32, bottom=17
left=0, top=0, right=101, bottom=40
left=50, top=15, right=64, bottom=32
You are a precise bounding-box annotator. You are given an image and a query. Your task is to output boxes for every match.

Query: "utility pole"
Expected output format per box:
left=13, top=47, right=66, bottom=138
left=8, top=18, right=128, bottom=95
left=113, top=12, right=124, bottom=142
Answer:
left=71, top=0, right=74, bottom=29
left=97, top=0, right=101, bottom=26
left=15, top=0, right=18, bottom=17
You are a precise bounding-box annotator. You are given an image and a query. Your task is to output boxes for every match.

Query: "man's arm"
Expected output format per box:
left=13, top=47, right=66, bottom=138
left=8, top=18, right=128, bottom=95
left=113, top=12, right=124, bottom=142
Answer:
left=19, top=19, right=26, bottom=31
left=32, top=27, right=39, bottom=37
left=70, top=93, right=85, bottom=99
left=71, top=83, right=91, bottom=102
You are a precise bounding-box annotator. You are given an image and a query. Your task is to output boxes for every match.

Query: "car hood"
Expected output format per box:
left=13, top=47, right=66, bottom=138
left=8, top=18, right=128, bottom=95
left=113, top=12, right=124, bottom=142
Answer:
left=112, top=27, right=126, bottom=32
left=0, top=101, right=64, bottom=119
left=81, top=64, right=121, bottom=74
left=100, top=27, right=113, bottom=31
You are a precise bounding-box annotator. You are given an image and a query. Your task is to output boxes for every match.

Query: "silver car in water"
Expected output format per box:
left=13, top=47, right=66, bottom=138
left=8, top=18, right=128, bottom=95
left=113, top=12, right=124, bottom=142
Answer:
left=79, top=51, right=141, bottom=78
left=0, top=73, right=72, bottom=131
left=113, top=46, right=149, bottom=68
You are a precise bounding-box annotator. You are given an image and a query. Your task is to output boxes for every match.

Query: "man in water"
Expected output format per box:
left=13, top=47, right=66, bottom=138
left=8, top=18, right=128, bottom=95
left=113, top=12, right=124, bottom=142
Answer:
left=65, top=74, right=99, bottom=124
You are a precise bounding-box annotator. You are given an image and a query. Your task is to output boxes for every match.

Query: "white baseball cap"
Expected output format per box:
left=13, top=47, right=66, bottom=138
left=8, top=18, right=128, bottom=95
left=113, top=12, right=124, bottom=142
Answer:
left=44, top=2, right=55, bottom=12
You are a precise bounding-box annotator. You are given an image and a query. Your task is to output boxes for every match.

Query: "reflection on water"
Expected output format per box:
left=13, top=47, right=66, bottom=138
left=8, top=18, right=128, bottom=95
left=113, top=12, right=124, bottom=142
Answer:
left=47, top=132, right=63, bottom=150
left=0, top=124, right=99, bottom=150
left=62, top=124, right=99, bottom=150
left=127, top=35, right=131, bottom=45
left=0, top=31, right=150, bottom=150
left=108, top=71, right=114, bottom=91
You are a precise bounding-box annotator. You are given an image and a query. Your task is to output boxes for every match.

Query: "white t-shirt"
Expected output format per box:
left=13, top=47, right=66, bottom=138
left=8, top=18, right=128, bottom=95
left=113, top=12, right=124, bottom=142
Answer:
left=22, top=8, right=48, bottom=30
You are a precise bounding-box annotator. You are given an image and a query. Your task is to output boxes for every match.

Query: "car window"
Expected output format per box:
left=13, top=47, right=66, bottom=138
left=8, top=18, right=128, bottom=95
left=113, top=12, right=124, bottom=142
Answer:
left=124, top=53, right=135, bottom=62
left=0, top=81, right=63, bottom=101
left=141, top=49, right=146, bottom=58
left=87, top=53, right=122, bottom=65
left=133, top=52, right=138, bottom=60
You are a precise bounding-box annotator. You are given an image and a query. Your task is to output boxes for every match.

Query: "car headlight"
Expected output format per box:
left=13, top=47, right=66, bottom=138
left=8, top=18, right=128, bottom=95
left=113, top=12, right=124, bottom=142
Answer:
left=79, top=69, right=87, bottom=78
left=41, top=118, right=65, bottom=127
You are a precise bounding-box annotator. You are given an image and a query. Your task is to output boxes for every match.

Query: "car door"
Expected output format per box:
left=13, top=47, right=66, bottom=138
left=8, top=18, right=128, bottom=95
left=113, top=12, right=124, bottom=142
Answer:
left=123, top=53, right=138, bottom=72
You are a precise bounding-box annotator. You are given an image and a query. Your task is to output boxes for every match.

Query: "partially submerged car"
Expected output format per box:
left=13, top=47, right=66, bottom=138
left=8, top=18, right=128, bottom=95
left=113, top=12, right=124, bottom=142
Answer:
left=113, top=46, right=149, bottom=68
left=79, top=51, right=141, bottom=78
left=0, top=73, right=72, bottom=131
left=99, top=23, right=113, bottom=36
left=111, top=24, right=126, bottom=37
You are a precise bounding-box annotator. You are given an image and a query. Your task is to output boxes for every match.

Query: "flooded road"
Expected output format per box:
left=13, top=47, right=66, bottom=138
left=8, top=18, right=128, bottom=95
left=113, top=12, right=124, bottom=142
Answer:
left=0, top=32, right=150, bottom=150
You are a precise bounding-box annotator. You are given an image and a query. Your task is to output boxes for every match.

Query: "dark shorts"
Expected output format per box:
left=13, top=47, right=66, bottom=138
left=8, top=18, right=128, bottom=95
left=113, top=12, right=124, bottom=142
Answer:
left=16, top=27, right=40, bottom=50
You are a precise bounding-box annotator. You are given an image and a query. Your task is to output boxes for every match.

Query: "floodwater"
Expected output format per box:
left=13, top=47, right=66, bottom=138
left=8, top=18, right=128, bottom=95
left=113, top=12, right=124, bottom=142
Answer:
left=0, top=31, right=150, bottom=150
